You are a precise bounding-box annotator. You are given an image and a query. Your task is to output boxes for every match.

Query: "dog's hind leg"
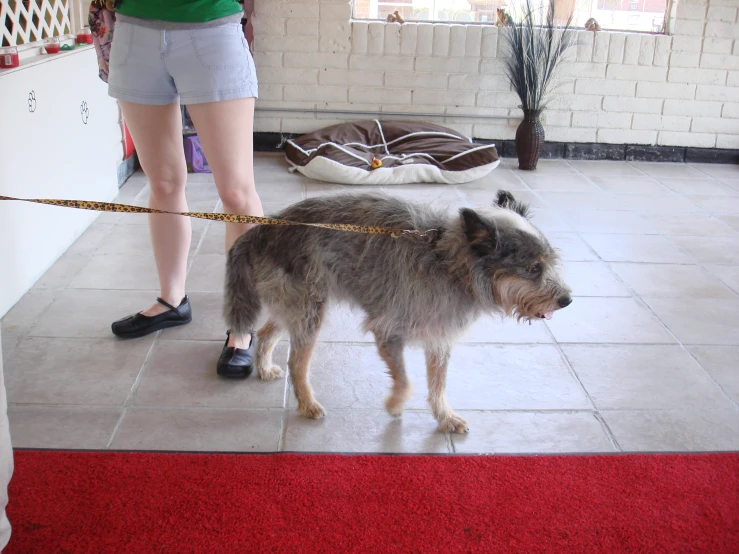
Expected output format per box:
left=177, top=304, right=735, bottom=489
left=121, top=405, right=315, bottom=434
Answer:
left=255, top=319, right=284, bottom=381
left=374, top=334, right=412, bottom=417
left=425, top=346, right=469, bottom=434
left=288, top=303, right=326, bottom=419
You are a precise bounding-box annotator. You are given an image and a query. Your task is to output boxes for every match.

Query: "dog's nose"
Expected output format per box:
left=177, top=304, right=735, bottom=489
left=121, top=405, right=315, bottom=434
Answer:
left=558, top=296, right=573, bottom=309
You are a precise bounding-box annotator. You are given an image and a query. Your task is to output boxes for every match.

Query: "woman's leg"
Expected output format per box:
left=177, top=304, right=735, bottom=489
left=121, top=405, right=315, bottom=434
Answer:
left=186, top=98, right=262, bottom=348
left=119, top=100, right=191, bottom=317
left=0, top=331, right=14, bottom=550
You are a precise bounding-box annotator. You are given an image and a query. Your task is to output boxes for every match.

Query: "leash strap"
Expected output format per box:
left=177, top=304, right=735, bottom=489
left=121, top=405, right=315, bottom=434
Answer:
left=0, top=195, right=429, bottom=238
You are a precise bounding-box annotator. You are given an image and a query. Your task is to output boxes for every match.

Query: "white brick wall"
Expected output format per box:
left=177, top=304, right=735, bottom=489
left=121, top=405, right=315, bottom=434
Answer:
left=253, top=0, right=739, bottom=149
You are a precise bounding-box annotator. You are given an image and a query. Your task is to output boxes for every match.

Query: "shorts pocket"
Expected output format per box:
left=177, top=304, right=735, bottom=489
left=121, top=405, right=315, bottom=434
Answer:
left=109, top=22, right=134, bottom=68
left=192, top=25, right=251, bottom=71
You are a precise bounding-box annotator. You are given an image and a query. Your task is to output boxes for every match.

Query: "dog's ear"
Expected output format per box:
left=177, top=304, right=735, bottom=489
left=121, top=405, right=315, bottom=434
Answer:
left=460, top=208, right=497, bottom=256
left=496, top=190, right=530, bottom=219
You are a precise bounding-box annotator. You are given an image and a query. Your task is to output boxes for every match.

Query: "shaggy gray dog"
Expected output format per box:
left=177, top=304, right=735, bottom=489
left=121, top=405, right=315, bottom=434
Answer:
left=225, top=190, right=572, bottom=433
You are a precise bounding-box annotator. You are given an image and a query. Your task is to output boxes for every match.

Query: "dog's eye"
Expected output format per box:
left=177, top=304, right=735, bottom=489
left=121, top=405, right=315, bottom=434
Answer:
left=529, top=262, right=542, bottom=274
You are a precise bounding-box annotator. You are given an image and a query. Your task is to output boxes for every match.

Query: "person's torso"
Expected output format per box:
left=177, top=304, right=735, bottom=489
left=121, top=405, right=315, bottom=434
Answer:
left=115, top=0, right=242, bottom=23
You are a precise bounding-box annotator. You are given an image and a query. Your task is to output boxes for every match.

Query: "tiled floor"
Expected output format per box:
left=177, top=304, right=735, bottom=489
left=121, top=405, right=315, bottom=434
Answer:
left=2, top=154, right=739, bottom=454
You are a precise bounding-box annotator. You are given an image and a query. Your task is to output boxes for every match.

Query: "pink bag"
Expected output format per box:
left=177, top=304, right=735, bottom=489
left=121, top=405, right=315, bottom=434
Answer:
left=88, top=1, right=117, bottom=83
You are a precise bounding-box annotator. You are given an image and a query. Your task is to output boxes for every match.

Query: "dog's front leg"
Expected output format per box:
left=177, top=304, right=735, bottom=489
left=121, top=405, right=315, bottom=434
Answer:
left=374, top=334, right=413, bottom=417
left=425, top=346, right=469, bottom=433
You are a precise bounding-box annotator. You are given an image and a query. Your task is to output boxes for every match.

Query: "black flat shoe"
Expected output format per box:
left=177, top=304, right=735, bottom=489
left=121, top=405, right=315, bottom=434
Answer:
left=111, top=296, right=192, bottom=339
left=217, top=330, right=255, bottom=378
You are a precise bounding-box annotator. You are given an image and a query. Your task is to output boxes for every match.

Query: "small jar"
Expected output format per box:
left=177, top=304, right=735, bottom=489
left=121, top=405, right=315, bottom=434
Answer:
left=44, top=37, right=61, bottom=54
left=76, top=26, right=94, bottom=44
left=0, top=46, right=19, bottom=69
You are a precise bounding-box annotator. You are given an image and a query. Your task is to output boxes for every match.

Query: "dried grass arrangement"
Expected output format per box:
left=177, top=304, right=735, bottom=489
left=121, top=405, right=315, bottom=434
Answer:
left=501, top=0, right=575, bottom=169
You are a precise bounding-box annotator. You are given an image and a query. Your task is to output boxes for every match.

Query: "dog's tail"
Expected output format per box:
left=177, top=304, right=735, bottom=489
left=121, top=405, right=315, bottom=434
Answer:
left=224, top=238, right=262, bottom=336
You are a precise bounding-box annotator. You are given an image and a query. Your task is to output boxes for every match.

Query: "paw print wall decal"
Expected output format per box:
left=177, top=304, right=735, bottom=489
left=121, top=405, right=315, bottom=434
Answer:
left=28, top=91, right=36, bottom=113
left=80, top=101, right=89, bottom=124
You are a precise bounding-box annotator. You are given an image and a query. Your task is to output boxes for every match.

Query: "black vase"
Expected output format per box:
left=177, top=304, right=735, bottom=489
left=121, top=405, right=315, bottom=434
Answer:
left=515, top=109, right=545, bottom=170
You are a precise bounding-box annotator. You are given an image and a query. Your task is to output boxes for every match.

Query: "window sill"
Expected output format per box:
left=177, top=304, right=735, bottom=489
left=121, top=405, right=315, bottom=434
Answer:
left=0, top=44, right=94, bottom=77
left=350, top=19, right=666, bottom=37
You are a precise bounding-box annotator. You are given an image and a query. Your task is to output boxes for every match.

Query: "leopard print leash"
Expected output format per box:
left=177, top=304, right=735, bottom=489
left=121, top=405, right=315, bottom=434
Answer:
left=0, top=196, right=430, bottom=238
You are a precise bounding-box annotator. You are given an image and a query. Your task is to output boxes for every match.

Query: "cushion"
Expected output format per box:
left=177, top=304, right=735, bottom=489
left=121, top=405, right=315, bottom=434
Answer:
left=284, top=120, right=500, bottom=185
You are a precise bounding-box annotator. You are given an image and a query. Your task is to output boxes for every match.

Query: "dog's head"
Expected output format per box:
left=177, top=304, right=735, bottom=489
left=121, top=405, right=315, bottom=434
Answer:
left=460, top=190, right=572, bottom=322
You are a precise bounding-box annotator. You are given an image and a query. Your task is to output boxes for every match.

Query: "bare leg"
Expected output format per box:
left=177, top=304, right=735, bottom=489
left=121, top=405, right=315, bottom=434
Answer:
left=288, top=305, right=326, bottom=419
left=374, top=333, right=412, bottom=417
left=425, top=346, right=469, bottom=433
left=119, top=101, right=190, bottom=317
left=186, top=98, right=261, bottom=349
left=254, top=319, right=284, bottom=381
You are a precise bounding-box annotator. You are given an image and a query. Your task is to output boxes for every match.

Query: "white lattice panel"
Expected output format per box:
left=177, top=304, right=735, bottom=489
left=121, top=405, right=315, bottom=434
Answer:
left=1, top=0, right=71, bottom=47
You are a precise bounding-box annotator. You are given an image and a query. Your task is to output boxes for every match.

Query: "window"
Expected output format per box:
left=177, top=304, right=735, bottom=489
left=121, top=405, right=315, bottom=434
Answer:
left=353, top=0, right=668, bottom=33
left=1, top=0, right=72, bottom=48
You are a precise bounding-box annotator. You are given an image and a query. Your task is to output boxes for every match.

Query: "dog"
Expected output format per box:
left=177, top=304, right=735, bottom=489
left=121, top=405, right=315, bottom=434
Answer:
left=224, top=191, right=572, bottom=433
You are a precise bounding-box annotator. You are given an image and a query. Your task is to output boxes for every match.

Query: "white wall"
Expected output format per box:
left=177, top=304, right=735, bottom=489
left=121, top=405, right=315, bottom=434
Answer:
left=251, top=0, right=739, bottom=148
left=0, top=48, right=122, bottom=317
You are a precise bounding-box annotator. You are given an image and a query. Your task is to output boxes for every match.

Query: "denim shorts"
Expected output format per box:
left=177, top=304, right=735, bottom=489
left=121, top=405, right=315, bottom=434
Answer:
left=107, top=21, right=258, bottom=105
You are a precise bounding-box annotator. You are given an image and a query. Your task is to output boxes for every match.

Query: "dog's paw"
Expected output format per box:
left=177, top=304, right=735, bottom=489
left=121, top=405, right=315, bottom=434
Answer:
left=298, top=401, right=326, bottom=420
left=257, top=364, right=284, bottom=381
left=385, top=386, right=412, bottom=418
left=385, top=396, right=405, bottom=418
left=437, top=413, right=469, bottom=434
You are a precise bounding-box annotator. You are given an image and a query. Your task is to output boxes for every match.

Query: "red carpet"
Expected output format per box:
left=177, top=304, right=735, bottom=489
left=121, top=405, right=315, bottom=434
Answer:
left=6, top=450, right=739, bottom=553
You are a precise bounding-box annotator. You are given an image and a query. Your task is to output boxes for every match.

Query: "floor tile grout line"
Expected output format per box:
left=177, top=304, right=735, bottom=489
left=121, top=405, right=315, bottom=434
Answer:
left=190, top=219, right=211, bottom=260
left=123, top=331, right=161, bottom=408
left=35, top=446, right=738, bottom=455
left=9, top=289, right=63, bottom=341
left=15, top=335, right=738, bottom=348
left=567, top=241, right=739, bottom=407
left=690, top=163, right=729, bottom=182
left=694, top=263, right=739, bottom=298
left=595, top=407, right=739, bottom=413
left=105, top=408, right=128, bottom=450
left=708, top=269, right=739, bottom=297
left=277, top=356, right=292, bottom=452
left=10, top=404, right=738, bottom=414
left=551, top=342, right=597, bottom=412
left=599, top=251, right=691, bottom=338
left=508, top=166, right=536, bottom=193
left=108, top=406, right=293, bottom=413
left=105, top=332, right=162, bottom=449
left=604, top=260, right=739, bottom=412
left=277, top=411, right=288, bottom=452
left=578, top=255, right=738, bottom=293
left=592, top=411, right=622, bottom=452
left=558, top=167, right=737, bottom=243
left=564, top=179, right=739, bottom=335
left=548, top=335, right=623, bottom=449
left=683, top=349, right=739, bottom=413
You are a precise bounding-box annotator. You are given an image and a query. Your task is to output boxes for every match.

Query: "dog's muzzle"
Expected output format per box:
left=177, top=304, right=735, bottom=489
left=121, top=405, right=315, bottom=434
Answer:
left=538, top=296, right=572, bottom=320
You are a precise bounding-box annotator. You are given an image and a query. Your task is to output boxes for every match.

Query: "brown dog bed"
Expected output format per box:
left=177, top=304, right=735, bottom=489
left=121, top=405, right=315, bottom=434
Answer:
left=285, top=120, right=500, bottom=185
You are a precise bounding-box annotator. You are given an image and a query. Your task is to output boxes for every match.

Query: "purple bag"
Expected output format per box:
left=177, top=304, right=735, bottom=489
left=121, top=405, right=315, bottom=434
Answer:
left=184, top=135, right=212, bottom=173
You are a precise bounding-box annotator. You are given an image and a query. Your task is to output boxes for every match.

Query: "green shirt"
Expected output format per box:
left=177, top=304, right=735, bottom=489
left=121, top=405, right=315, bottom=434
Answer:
left=116, top=0, right=242, bottom=23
